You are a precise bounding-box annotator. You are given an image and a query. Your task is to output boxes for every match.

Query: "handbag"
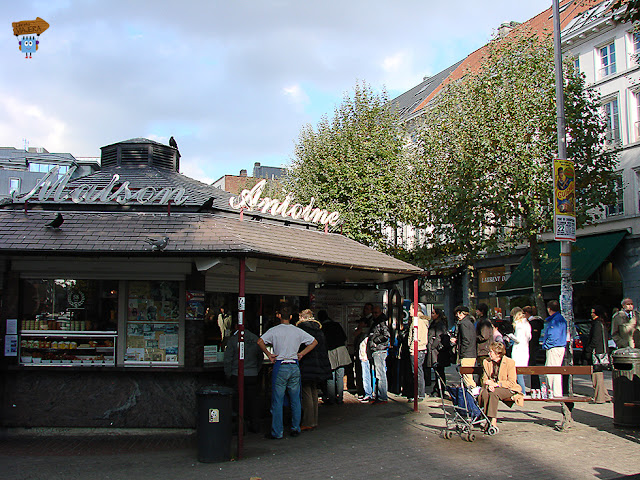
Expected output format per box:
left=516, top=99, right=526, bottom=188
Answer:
left=592, top=322, right=612, bottom=371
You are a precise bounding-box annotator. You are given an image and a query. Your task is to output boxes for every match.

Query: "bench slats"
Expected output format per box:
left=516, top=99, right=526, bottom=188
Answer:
left=459, top=366, right=592, bottom=375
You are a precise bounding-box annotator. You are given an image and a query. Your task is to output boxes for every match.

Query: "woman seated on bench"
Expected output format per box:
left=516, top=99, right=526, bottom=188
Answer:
left=478, top=342, right=524, bottom=432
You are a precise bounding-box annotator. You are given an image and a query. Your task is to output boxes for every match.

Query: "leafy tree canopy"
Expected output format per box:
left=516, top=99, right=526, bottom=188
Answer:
left=285, top=81, right=410, bottom=248
left=409, top=31, right=618, bottom=265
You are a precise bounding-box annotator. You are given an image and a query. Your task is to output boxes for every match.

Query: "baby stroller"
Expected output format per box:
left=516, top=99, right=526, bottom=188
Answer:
left=434, top=369, right=497, bottom=441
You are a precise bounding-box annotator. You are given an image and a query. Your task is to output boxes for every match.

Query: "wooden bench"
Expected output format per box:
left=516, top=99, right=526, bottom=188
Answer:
left=459, top=365, right=594, bottom=430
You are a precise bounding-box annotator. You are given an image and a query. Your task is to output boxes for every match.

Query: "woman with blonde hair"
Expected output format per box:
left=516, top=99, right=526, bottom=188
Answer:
left=507, top=310, right=532, bottom=395
left=479, top=342, right=524, bottom=433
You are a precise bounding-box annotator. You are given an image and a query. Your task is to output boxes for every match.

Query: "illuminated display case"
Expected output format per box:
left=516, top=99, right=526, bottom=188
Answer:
left=19, top=331, right=116, bottom=366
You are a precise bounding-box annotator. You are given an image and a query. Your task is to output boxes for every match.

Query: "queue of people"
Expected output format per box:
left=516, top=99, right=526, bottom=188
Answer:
left=222, top=296, right=635, bottom=440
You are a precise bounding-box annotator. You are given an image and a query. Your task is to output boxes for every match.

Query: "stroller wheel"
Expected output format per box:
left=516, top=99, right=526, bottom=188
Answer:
left=442, top=430, right=453, bottom=439
left=487, top=426, right=499, bottom=436
left=463, top=432, right=476, bottom=442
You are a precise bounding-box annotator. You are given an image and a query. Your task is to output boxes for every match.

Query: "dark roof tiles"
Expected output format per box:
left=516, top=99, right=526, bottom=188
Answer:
left=0, top=210, right=421, bottom=274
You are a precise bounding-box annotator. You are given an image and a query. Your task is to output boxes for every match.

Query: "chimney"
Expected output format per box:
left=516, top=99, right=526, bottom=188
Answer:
left=496, top=21, right=520, bottom=39
left=239, top=169, right=247, bottom=177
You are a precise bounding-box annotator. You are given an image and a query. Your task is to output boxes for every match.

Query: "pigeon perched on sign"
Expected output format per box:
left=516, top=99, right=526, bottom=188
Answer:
left=197, top=196, right=215, bottom=212
left=45, top=213, right=64, bottom=228
left=146, top=236, right=169, bottom=251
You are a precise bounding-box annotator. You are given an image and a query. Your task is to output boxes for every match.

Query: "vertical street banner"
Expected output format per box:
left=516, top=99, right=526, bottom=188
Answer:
left=553, top=158, right=576, bottom=242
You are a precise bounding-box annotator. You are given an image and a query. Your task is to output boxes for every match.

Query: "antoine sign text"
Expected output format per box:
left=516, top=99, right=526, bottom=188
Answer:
left=229, top=180, right=340, bottom=226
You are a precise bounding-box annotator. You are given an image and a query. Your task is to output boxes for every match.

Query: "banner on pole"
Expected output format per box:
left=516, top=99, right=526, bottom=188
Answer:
left=553, top=158, right=576, bottom=242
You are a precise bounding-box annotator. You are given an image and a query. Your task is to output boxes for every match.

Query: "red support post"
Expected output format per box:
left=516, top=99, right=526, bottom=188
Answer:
left=413, top=278, right=419, bottom=412
left=238, top=257, right=246, bottom=458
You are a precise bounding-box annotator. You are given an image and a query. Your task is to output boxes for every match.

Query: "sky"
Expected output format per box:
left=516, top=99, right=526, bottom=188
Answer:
left=2, top=0, right=555, bottom=184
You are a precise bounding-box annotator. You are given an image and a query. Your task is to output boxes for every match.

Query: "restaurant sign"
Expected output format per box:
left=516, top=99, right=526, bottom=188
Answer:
left=12, top=166, right=188, bottom=206
left=229, top=180, right=340, bottom=226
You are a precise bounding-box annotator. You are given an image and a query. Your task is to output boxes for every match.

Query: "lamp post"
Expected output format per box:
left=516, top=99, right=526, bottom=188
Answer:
left=552, top=0, right=575, bottom=400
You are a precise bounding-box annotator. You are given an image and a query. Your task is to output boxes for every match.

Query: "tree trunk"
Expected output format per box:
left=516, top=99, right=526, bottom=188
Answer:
left=529, top=234, right=546, bottom=317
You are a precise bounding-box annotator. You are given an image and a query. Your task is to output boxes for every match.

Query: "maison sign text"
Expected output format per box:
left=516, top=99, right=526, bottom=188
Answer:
left=12, top=166, right=188, bottom=205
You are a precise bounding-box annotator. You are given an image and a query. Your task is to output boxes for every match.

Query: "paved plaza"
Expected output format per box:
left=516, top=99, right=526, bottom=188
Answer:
left=1, top=373, right=639, bottom=480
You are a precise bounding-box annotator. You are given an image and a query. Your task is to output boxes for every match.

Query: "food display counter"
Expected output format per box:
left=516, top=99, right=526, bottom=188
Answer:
left=19, top=331, right=116, bottom=366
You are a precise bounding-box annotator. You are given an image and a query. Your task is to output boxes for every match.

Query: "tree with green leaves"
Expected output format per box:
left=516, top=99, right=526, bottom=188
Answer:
left=409, top=31, right=618, bottom=315
left=285, top=82, right=410, bottom=248
left=611, top=0, right=640, bottom=23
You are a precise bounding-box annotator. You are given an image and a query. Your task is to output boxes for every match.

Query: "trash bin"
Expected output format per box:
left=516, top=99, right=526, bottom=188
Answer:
left=611, top=348, right=640, bottom=427
left=196, top=385, right=234, bottom=462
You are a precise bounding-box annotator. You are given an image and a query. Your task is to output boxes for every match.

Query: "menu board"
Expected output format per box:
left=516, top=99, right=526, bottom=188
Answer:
left=126, top=281, right=180, bottom=364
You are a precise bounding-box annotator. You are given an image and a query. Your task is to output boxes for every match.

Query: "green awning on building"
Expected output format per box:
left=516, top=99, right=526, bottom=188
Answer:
left=497, top=230, right=626, bottom=296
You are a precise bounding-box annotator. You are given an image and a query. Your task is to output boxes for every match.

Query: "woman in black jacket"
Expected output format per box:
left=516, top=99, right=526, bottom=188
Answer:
left=297, top=309, right=332, bottom=431
left=427, top=308, right=451, bottom=395
left=585, top=305, right=612, bottom=403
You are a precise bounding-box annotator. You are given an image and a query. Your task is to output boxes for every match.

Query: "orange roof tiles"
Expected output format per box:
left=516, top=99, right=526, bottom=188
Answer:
left=411, top=0, right=600, bottom=115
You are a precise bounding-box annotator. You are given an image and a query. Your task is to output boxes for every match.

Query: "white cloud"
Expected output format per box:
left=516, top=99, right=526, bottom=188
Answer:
left=180, top=156, right=216, bottom=185
left=0, top=97, right=67, bottom=151
left=283, top=84, right=310, bottom=109
left=0, top=0, right=555, bottom=182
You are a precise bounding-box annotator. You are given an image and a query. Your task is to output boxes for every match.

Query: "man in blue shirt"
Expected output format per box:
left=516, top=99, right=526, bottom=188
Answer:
left=541, top=300, right=567, bottom=398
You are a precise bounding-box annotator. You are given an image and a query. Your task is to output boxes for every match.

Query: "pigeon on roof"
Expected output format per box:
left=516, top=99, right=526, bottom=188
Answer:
left=45, top=212, right=64, bottom=228
left=197, top=196, right=215, bottom=212
left=146, top=236, right=169, bottom=251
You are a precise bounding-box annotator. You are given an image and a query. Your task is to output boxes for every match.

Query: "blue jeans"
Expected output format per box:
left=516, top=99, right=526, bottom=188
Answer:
left=410, top=350, right=426, bottom=398
left=271, top=362, right=301, bottom=438
left=372, top=350, right=388, bottom=401
left=361, top=359, right=373, bottom=398
left=326, top=366, right=345, bottom=404
left=517, top=374, right=526, bottom=395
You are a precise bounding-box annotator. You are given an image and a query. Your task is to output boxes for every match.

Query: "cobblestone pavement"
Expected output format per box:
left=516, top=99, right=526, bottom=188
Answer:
left=1, top=373, right=639, bottom=480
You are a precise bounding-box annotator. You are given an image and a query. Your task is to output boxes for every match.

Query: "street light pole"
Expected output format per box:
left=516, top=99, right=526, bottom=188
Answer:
left=552, top=0, right=574, bottom=397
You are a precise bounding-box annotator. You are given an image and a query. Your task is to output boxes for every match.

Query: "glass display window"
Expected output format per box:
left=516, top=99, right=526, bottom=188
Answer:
left=21, top=278, right=118, bottom=332
left=125, top=280, right=180, bottom=365
left=19, top=278, right=118, bottom=367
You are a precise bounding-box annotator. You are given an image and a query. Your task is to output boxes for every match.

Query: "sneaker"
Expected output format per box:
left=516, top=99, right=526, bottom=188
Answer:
left=290, top=429, right=300, bottom=437
left=359, top=396, right=373, bottom=403
left=264, top=433, right=283, bottom=440
left=371, top=399, right=388, bottom=405
left=300, top=426, right=315, bottom=432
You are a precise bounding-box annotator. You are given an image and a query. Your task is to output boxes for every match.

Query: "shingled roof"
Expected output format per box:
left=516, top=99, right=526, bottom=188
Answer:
left=0, top=210, right=422, bottom=277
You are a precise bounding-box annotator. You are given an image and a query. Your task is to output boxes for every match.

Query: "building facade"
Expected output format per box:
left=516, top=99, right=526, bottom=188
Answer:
left=0, top=138, right=421, bottom=429
left=0, top=146, right=100, bottom=199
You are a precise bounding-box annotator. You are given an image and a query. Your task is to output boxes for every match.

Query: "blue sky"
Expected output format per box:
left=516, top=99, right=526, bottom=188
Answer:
left=2, top=1, right=554, bottom=183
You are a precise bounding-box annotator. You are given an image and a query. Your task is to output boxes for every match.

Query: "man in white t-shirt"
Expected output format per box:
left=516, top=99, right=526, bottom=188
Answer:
left=258, top=306, right=317, bottom=439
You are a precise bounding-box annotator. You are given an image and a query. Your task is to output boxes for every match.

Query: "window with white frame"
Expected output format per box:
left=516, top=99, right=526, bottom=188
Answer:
left=634, top=32, right=640, bottom=55
left=606, top=173, right=624, bottom=217
left=635, top=91, right=640, bottom=141
left=9, top=178, right=20, bottom=195
left=603, top=98, right=621, bottom=145
left=636, top=169, right=640, bottom=213
left=600, top=42, right=616, bottom=77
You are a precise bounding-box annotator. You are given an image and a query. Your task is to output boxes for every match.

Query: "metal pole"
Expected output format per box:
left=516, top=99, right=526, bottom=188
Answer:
left=237, top=257, right=246, bottom=458
left=553, top=0, right=574, bottom=395
left=413, top=278, right=419, bottom=411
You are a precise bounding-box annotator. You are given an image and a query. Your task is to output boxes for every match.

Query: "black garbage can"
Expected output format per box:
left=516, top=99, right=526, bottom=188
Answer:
left=196, top=385, right=234, bottom=462
left=611, top=348, right=640, bottom=427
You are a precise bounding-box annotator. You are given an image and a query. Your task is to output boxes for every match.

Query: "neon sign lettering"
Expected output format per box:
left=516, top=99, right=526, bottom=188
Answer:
left=229, top=180, right=340, bottom=226
left=12, top=166, right=188, bottom=206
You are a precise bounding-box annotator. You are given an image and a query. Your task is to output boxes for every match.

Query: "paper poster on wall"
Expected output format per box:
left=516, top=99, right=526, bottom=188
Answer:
left=5, top=335, right=18, bottom=356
